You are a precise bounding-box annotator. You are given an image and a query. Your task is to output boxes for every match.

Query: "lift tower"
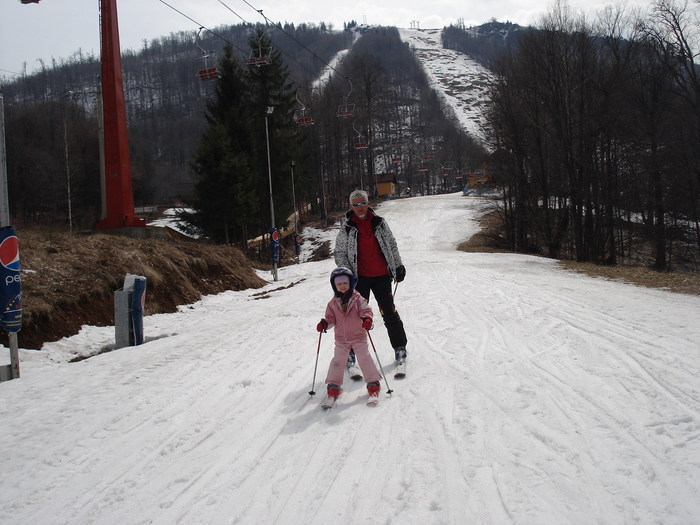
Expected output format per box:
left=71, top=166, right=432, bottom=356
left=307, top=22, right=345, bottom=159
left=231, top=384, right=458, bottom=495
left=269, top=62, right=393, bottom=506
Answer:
left=96, top=0, right=145, bottom=229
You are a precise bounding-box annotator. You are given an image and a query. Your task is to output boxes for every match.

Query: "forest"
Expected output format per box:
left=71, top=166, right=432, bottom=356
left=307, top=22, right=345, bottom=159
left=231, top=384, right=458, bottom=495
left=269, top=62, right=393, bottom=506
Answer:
left=2, top=0, right=700, bottom=273
left=446, top=1, right=700, bottom=271
left=2, top=21, right=482, bottom=244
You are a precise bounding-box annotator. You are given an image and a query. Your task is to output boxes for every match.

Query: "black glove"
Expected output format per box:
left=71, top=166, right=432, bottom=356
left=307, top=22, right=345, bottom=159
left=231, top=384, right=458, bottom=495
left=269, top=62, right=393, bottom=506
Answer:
left=395, top=265, right=406, bottom=283
left=316, top=319, right=328, bottom=332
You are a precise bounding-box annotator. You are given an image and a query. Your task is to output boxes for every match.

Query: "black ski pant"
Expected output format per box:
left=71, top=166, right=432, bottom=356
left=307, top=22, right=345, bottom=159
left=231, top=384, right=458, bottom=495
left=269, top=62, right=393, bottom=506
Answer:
left=356, top=274, right=408, bottom=351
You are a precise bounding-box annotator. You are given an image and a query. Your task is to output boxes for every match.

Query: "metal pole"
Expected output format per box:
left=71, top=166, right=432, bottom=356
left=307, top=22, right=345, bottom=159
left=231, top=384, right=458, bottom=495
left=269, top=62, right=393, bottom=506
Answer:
left=320, top=161, right=327, bottom=226
left=290, top=161, right=300, bottom=264
left=290, top=161, right=298, bottom=233
left=0, top=90, right=10, bottom=225
left=265, top=107, right=277, bottom=281
left=0, top=89, right=20, bottom=380
left=64, top=118, right=73, bottom=233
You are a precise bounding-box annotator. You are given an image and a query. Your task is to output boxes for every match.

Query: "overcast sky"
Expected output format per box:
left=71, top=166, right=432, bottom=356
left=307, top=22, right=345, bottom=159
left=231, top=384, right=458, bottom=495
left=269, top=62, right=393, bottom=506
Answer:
left=1, top=0, right=652, bottom=79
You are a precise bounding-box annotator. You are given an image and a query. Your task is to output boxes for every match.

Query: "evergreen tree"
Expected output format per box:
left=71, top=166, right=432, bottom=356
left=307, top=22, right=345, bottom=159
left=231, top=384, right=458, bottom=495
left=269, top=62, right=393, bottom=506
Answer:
left=184, top=32, right=307, bottom=244
left=245, top=29, right=306, bottom=234
left=183, top=45, right=258, bottom=244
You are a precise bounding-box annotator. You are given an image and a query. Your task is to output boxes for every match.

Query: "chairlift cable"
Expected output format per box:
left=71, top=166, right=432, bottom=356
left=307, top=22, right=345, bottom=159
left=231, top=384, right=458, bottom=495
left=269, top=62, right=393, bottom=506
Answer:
left=158, top=0, right=353, bottom=121
left=217, top=0, right=333, bottom=78
left=235, top=0, right=351, bottom=83
left=157, top=0, right=247, bottom=56
left=216, top=0, right=248, bottom=24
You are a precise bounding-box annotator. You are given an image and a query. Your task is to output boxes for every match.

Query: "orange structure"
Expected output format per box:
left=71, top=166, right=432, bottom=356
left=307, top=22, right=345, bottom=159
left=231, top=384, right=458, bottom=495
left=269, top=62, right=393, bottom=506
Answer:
left=96, top=0, right=145, bottom=229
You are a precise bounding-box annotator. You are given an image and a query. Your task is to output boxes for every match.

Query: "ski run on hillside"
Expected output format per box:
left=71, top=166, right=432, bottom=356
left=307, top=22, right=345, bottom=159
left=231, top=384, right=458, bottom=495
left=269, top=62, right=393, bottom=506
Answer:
left=2, top=193, right=699, bottom=524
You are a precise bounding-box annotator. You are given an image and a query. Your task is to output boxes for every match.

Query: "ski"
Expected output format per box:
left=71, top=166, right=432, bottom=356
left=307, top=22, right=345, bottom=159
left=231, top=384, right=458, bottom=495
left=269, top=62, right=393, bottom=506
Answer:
left=367, top=394, right=379, bottom=406
left=394, top=359, right=406, bottom=379
left=347, top=363, right=363, bottom=381
left=321, top=395, right=338, bottom=409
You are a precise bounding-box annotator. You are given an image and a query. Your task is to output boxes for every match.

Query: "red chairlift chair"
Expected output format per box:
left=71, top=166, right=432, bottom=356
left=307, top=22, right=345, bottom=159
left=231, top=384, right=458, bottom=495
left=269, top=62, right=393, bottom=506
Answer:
left=195, top=28, right=220, bottom=81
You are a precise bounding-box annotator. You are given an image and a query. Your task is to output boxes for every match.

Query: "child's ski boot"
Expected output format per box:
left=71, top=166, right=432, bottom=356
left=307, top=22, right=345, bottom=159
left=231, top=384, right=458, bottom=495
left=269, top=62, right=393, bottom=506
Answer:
left=366, top=381, right=380, bottom=406
left=321, top=383, right=342, bottom=409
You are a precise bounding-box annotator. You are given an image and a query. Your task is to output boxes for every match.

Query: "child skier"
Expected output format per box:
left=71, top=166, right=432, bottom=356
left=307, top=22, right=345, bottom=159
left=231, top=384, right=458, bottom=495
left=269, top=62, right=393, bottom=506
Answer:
left=316, top=267, right=382, bottom=406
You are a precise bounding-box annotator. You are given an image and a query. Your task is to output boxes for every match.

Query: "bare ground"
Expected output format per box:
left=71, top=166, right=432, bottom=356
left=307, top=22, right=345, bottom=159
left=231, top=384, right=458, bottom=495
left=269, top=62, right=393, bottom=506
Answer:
left=459, top=210, right=700, bottom=296
left=8, top=227, right=267, bottom=350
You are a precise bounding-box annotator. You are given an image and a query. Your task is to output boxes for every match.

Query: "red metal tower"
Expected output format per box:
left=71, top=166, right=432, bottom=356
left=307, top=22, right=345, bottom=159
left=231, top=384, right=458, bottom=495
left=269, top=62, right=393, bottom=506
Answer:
left=96, top=0, right=145, bottom=229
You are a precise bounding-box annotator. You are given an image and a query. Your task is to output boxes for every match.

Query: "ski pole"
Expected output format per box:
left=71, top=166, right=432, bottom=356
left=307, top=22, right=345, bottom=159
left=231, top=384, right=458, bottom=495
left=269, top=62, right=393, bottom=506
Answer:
left=309, top=331, right=323, bottom=396
left=367, top=330, right=394, bottom=395
left=392, top=281, right=399, bottom=298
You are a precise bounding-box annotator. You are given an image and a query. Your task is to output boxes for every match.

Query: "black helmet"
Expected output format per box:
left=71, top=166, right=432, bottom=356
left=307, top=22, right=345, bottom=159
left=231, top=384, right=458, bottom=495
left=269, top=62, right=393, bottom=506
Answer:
left=330, top=266, right=356, bottom=294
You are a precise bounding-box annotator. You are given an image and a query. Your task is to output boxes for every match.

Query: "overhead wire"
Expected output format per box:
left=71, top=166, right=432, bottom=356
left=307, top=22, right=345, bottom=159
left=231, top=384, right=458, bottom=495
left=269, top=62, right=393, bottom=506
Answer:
left=235, top=0, right=349, bottom=81
left=158, top=0, right=308, bottom=89
left=157, top=0, right=249, bottom=57
left=216, top=0, right=335, bottom=90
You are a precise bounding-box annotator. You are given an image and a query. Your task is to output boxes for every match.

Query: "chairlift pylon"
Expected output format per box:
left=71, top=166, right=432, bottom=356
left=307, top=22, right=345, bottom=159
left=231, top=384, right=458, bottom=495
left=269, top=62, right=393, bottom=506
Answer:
left=195, top=27, right=221, bottom=81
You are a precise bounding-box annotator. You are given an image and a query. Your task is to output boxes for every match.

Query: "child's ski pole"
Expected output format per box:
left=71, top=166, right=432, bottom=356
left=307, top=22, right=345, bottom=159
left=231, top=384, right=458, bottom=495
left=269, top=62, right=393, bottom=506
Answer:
left=393, top=282, right=399, bottom=298
left=367, top=330, right=394, bottom=395
left=309, top=331, right=323, bottom=396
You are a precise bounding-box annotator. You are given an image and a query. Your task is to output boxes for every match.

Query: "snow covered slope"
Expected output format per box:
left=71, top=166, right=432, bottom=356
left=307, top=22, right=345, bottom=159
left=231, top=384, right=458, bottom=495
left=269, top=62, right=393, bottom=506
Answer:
left=1, top=194, right=699, bottom=523
left=399, top=28, right=494, bottom=144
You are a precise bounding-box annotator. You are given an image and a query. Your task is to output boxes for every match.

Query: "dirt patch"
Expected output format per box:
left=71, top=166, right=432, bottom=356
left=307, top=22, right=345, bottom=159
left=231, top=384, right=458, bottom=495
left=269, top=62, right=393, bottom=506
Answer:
left=459, top=209, right=700, bottom=296
left=8, top=228, right=267, bottom=350
left=556, top=261, right=700, bottom=296
left=458, top=209, right=511, bottom=254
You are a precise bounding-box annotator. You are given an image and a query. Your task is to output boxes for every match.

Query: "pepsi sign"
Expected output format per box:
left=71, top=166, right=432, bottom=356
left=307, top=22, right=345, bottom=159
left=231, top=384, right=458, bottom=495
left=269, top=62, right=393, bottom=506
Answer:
left=0, top=226, right=22, bottom=332
left=270, top=227, right=280, bottom=263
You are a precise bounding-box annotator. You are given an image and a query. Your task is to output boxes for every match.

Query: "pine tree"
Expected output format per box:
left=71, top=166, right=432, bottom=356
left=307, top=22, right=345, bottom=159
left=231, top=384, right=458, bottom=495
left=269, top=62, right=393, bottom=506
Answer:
left=184, top=32, right=307, bottom=245
left=245, top=29, right=305, bottom=234
left=183, top=45, right=258, bottom=244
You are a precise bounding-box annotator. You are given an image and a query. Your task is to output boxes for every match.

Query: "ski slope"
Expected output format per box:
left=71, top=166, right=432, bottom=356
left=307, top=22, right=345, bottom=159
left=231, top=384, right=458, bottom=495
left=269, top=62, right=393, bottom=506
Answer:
left=398, top=28, right=494, bottom=144
left=1, top=193, right=700, bottom=524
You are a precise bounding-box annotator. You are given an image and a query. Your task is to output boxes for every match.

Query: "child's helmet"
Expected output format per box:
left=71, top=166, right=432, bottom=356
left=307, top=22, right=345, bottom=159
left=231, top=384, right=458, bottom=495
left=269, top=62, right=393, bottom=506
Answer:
left=330, top=266, right=356, bottom=294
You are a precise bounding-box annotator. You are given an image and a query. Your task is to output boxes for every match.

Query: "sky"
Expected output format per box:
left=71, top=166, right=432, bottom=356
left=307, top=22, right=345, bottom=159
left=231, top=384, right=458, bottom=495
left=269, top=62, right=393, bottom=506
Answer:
left=1, top=192, right=699, bottom=523
left=0, top=0, right=654, bottom=79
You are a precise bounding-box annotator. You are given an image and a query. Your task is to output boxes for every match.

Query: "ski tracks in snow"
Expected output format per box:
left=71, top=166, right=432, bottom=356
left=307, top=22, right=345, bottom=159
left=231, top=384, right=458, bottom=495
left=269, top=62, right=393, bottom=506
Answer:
left=3, top=193, right=700, bottom=523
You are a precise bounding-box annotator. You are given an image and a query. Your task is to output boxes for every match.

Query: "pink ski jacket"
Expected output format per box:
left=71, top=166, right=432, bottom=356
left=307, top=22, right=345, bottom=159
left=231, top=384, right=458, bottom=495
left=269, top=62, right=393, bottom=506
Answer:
left=324, top=291, right=373, bottom=344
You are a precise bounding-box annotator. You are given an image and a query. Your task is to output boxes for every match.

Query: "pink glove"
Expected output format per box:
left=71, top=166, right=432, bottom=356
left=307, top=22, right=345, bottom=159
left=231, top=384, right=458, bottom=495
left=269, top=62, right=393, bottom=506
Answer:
left=362, top=317, right=373, bottom=330
left=317, top=319, right=328, bottom=332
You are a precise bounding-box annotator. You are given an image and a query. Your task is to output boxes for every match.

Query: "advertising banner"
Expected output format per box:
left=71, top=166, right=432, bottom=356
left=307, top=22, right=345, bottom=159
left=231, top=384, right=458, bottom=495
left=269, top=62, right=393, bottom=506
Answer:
left=130, top=276, right=146, bottom=345
left=270, top=228, right=280, bottom=263
left=0, top=226, right=22, bottom=332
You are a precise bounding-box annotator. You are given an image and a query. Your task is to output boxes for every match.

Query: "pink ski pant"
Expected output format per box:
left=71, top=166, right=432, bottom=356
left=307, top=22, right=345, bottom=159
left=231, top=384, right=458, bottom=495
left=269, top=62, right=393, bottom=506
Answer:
left=325, top=339, right=381, bottom=386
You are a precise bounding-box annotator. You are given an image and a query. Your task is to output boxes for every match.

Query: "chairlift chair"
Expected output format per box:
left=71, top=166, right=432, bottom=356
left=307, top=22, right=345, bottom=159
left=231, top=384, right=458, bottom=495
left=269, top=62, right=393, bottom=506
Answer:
left=294, top=108, right=314, bottom=126
left=294, top=88, right=314, bottom=126
left=195, top=28, right=220, bottom=81
left=336, top=79, right=354, bottom=118
left=245, top=29, right=271, bottom=67
left=198, top=67, right=220, bottom=81
left=336, top=103, right=355, bottom=118
left=352, top=119, right=368, bottom=149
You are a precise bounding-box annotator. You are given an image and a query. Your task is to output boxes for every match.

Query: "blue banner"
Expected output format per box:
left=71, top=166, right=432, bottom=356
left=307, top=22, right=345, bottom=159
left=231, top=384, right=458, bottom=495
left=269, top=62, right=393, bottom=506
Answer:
left=0, top=226, right=22, bottom=333
left=131, top=276, right=146, bottom=345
